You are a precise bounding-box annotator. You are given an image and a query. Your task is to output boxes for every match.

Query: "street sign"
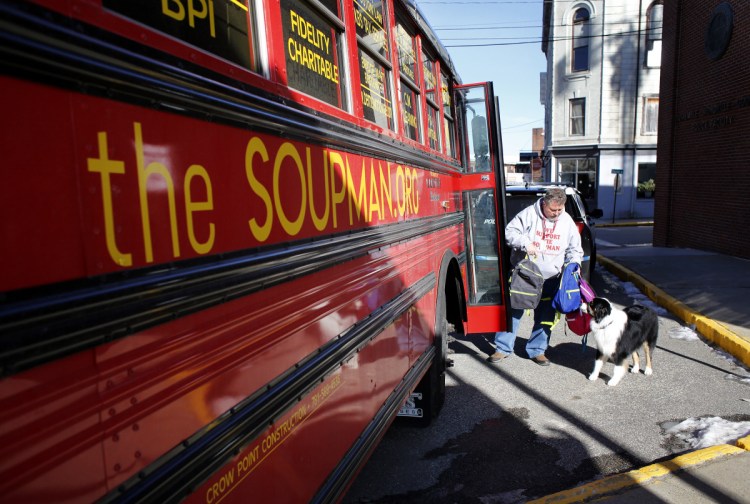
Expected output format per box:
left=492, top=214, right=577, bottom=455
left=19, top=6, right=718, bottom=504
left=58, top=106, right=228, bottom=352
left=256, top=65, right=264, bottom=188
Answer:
left=611, top=168, right=623, bottom=175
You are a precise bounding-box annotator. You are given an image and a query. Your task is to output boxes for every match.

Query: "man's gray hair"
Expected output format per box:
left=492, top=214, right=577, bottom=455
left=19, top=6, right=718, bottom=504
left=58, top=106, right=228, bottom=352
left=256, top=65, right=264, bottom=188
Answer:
left=543, top=187, right=567, bottom=206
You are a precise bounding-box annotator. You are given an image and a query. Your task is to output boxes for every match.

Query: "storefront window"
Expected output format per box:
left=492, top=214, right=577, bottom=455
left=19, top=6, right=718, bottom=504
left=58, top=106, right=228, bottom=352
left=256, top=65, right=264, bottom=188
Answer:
left=559, top=158, right=596, bottom=204
left=637, top=163, right=656, bottom=199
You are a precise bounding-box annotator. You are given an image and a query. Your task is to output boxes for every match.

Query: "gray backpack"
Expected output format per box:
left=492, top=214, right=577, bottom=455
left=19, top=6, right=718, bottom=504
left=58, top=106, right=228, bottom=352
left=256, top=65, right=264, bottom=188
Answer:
left=509, top=257, right=544, bottom=309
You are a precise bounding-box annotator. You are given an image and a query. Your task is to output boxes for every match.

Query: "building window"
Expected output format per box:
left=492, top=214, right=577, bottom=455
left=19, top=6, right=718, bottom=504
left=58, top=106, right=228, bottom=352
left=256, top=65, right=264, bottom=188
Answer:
left=570, top=98, right=585, bottom=136
left=646, top=2, right=663, bottom=68
left=572, top=8, right=590, bottom=72
left=637, top=163, right=656, bottom=199
left=643, top=97, right=659, bottom=134
left=559, top=158, right=596, bottom=202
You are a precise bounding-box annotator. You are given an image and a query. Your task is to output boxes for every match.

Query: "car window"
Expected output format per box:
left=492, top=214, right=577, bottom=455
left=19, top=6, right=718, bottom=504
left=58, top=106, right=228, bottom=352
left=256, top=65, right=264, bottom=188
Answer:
left=504, top=193, right=540, bottom=221
left=565, top=195, right=586, bottom=220
left=505, top=191, right=582, bottom=222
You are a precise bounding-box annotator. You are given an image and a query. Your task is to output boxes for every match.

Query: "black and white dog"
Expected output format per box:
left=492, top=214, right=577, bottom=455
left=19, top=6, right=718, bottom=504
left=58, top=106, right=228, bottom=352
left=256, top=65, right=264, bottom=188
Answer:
left=587, top=297, right=659, bottom=386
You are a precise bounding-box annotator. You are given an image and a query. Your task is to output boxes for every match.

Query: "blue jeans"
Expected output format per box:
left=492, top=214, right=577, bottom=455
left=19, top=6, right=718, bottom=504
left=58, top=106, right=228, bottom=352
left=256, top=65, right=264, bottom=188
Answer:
left=494, top=276, right=558, bottom=358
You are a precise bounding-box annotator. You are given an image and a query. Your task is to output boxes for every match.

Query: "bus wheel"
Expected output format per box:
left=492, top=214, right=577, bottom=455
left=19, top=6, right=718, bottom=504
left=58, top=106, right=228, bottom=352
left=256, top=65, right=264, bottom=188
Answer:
left=400, top=280, right=449, bottom=427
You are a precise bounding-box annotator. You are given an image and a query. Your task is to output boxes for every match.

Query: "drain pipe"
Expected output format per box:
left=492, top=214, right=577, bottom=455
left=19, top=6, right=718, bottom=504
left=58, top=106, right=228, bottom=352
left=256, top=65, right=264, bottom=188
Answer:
left=633, top=1, right=644, bottom=165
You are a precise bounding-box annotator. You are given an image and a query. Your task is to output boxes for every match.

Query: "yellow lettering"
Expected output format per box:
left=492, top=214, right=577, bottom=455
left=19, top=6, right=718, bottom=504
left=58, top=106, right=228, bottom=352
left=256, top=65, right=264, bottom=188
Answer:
left=134, top=122, right=180, bottom=263
left=87, top=132, right=133, bottom=267
left=235, top=445, right=260, bottom=477
left=411, top=168, right=420, bottom=213
left=184, top=164, right=215, bottom=255
left=346, top=161, right=367, bottom=225
left=329, top=151, right=346, bottom=228
left=368, top=163, right=381, bottom=221
left=395, top=165, right=406, bottom=216
left=162, top=0, right=185, bottom=21
left=308, top=148, right=330, bottom=231
left=205, top=467, right=235, bottom=504
left=274, top=142, right=306, bottom=236
left=379, top=163, right=392, bottom=218
left=245, top=137, right=273, bottom=242
left=188, top=0, right=216, bottom=38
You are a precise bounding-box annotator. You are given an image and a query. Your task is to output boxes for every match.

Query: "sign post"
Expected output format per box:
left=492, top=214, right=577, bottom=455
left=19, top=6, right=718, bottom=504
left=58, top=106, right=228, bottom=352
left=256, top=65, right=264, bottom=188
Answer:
left=611, top=169, right=623, bottom=223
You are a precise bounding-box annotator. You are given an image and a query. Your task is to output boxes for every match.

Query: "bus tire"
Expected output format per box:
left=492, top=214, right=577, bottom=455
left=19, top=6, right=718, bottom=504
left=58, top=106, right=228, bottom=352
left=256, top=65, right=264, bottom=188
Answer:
left=401, top=276, right=449, bottom=428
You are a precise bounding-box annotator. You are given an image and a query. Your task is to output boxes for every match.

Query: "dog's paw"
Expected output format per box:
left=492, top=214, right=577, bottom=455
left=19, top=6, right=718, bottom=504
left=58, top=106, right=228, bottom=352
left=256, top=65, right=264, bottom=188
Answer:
left=630, top=365, right=640, bottom=374
left=588, top=374, right=598, bottom=381
left=644, top=367, right=653, bottom=376
left=606, top=379, right=621, bottom=386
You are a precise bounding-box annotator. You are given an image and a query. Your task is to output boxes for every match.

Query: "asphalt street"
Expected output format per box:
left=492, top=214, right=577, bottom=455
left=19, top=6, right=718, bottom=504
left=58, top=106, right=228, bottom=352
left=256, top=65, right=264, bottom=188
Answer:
left=344, top=235, right=750, bottom=503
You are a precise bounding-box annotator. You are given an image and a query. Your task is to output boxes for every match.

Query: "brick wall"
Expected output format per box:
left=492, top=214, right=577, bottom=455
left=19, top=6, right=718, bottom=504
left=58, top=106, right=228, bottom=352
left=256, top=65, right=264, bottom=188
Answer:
left=655, top=0, right=750, bottom=259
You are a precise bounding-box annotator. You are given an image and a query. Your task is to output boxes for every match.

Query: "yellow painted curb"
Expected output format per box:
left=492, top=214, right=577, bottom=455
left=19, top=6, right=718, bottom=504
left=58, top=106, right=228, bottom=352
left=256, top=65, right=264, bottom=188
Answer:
left=528, top=444, right=744, bottom=504
left=597, top=254, right=750, bottom=368
left=738, top=435, right=750, bottom=451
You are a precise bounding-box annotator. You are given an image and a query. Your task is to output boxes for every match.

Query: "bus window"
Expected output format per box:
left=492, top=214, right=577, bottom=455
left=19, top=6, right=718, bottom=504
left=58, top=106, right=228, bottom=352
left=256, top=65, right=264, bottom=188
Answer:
left=461, top=86, right=492, bottom=173
left=396, top=19, right=421, bottom=142
left=355, top=0, right=388, bottom=58
left=103, top=0, right=260, bottom=72
left=355, top=0, right=395, bottom=130
left=281, top=0, right=347, bottom=109
left=422, top=52, right=442, bottom=151
left=465, top=190, right=501, bottom=304
left=441, top=70, right=457, bottom=158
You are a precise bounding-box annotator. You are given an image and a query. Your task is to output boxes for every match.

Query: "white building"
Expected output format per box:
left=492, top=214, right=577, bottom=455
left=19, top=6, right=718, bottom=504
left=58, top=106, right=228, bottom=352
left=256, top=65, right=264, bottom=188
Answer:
left=541, top=0, right=663, bottom=219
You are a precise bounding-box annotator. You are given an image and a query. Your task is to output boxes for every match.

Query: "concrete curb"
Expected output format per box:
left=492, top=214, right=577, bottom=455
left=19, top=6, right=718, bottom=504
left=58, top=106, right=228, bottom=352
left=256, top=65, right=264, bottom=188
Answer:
left=528, top=436, right=750, bottom=504
left=597, top=254, right=750, bottom=368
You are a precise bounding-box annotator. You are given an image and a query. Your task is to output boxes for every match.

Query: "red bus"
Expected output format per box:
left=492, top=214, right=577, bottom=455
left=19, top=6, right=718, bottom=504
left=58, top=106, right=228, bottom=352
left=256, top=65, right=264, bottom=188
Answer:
left=0, top=0, right=509, bottom=501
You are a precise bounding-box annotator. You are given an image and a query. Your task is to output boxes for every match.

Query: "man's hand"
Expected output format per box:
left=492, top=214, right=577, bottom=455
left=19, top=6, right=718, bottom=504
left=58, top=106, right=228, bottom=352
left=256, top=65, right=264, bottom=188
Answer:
left=526, top=243, right=539, bottom=257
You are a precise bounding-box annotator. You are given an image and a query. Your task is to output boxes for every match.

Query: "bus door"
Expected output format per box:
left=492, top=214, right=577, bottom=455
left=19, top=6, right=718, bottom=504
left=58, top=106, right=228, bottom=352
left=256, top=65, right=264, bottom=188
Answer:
left=455, top=82, right=510, bottom=334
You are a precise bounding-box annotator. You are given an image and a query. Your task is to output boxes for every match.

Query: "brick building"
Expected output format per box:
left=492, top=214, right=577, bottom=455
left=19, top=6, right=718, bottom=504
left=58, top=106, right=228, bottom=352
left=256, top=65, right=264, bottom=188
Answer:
left=655, top=0, right=750, bottom=258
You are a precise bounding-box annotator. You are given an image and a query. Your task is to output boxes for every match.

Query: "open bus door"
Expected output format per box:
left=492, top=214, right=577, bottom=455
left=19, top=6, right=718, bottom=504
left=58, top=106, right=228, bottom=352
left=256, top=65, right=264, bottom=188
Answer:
left=455, top=82, right=511, bottom=334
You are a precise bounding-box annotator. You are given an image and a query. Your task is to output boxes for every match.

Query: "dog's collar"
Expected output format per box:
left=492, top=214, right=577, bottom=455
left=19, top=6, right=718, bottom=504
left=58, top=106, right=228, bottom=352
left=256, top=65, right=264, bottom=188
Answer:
left=594, top=318, right=614, bottom=329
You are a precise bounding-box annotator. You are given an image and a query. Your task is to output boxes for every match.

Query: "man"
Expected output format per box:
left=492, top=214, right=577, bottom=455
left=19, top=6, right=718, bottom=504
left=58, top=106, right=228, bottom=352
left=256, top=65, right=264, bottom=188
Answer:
left=490, top=187, right=583, bottom=366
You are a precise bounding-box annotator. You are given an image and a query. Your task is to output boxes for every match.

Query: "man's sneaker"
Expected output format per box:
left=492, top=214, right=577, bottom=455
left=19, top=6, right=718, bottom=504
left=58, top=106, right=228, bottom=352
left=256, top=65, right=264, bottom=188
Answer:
left=531, top=354, right=550, bottom=366
left=488, top=352, right=508, bottom=363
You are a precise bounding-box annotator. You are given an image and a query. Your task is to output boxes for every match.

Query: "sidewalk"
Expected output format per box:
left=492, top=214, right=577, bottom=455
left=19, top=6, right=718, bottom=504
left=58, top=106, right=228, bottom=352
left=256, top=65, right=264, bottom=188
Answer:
left=533, top=220, right=750, bottom=503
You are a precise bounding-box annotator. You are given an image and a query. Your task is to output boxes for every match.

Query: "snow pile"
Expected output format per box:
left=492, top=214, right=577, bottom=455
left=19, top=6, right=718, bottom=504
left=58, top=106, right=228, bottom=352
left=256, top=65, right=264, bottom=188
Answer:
left=667, top=326, right=700, bottom=341
left=665, top=416, right=750, bottom=449
left=621, top=282, right=668, bottom=315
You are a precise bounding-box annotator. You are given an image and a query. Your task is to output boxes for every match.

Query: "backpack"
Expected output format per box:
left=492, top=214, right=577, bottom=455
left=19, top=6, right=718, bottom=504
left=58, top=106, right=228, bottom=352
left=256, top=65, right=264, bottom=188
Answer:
left=552, top=262, right=582, bottom=313
left=565, top=307, right=592, bottom=336
left=578, top=275, right=596, bottom=303
left=509, top=256, right=544, bottom=310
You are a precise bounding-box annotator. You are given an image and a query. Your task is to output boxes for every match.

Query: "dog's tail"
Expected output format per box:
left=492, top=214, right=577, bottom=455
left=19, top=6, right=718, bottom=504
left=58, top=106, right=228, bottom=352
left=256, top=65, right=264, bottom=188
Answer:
left=626, top=304, right=659, bottom=350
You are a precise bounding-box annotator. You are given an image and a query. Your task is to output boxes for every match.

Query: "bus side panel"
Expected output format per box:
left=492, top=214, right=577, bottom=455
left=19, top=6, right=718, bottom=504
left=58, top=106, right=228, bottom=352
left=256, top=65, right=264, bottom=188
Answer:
left=2, top=81, right=437, bottom=292
left=0, top=78, right=87, bottom=290
left=0, top=351, right=106, bottom=502
left=1, top=6, right=468, bottom=497
left=1, top=229, right=461, bottom=501
left=187, top=329, right=405, bottom=504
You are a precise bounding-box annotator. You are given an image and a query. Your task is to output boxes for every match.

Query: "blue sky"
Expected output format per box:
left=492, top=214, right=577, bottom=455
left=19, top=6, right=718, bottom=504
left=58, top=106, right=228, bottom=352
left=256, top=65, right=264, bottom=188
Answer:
left=417, top=0, right=547, bottom=163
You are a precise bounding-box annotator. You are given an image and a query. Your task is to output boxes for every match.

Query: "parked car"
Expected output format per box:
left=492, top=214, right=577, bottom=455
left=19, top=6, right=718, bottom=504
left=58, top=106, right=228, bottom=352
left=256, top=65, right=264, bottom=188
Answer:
left=504, top=184, right=603, bottom=281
